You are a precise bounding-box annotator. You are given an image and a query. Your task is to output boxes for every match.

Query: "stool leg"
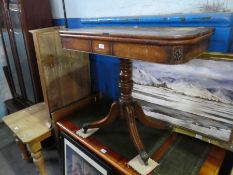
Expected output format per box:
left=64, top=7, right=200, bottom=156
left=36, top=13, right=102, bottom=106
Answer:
left=14, top=135, right=30, bottom=161
left=27, top=142, right=47, bottom=175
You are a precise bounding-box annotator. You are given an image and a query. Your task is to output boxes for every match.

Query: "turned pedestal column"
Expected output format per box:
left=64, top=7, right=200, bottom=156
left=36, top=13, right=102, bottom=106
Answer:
left=83, top=59, right=169, bottom=164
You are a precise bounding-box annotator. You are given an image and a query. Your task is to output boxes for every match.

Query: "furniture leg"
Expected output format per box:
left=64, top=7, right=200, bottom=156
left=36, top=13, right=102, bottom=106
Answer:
left=82, top=59, right=169, bottom=165
left=125, top=103, right=149, bottom=165
left=83, top=102, right=120, bottom=133
left=134, top=102, right=170, bottom=130
left=14, top=135, right=30, bottom=161
left=120, top=59, right=150, bottom=164
left=27, top=142, right=47, bottom=175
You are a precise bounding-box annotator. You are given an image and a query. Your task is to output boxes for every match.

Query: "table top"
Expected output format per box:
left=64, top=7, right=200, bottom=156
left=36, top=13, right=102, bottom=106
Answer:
left=60, top=26, right=213, bottom=64
left=60, top=26, right=213, bottom=40
left=3, top=102, right=51, bottom=143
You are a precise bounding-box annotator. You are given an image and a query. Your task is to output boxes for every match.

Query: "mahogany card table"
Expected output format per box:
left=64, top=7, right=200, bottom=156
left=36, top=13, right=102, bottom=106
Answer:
left=59, top=26, right=213, bottom=164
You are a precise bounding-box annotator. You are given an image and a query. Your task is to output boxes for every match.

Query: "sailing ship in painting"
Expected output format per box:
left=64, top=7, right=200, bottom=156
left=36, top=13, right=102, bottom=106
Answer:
left=132, top=59, right=233, bottom=142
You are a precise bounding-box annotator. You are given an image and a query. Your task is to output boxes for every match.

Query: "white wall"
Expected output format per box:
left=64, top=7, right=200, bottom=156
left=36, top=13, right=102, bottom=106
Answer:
left=50, top=0, right=233, bottom=19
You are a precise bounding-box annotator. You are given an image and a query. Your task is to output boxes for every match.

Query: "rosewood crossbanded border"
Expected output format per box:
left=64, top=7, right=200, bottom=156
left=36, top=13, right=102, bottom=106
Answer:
left=59, top=26, right=213, bottom=165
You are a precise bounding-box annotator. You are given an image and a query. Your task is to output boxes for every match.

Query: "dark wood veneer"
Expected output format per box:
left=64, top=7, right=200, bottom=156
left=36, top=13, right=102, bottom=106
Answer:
left=60, top=27, right=213, bottom=64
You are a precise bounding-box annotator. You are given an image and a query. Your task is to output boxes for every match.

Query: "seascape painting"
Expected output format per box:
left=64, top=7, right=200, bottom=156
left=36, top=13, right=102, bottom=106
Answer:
left=132, top=59, right=233, bottom=142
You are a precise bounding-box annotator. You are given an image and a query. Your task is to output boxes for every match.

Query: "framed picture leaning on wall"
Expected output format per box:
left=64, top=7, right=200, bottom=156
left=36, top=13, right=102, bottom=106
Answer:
left=61, top=132, right=113, bottom=175
left=132, top=53, right=233, bottom=150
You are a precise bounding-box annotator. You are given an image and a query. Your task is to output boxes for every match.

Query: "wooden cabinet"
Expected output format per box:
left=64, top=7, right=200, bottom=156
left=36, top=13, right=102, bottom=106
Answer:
left=0, top=0, right=52, bottom=110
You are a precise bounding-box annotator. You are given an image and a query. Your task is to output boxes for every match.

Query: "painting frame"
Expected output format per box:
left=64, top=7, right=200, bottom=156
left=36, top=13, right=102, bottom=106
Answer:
left=61, top=132, right=113, bottom=175
left=132, top=52, right=233, bottom=150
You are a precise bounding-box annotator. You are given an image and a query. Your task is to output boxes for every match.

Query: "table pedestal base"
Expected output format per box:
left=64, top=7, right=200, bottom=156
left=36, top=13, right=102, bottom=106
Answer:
left=83, top=59, right=169, bottom=165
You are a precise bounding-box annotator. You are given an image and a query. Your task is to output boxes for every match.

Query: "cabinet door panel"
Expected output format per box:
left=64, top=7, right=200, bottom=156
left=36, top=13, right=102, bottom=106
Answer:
left=9, top=0, right=35, bottom=102
left=0, top=4, right=21, bottom=96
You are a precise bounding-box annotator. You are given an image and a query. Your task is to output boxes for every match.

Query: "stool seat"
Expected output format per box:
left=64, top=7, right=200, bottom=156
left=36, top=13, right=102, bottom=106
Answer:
left=3, top=102, right=51, bottom=175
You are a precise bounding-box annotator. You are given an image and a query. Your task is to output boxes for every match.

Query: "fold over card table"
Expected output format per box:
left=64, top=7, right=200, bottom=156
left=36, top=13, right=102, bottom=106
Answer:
left=59, top=27, right=214, bottom=165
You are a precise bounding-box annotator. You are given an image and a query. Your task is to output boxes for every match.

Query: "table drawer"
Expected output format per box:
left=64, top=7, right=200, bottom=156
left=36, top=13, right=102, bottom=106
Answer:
left=113, top=42, right=169, bottom=63
left=92, top=40, right=111, bottom=54
left=61, top=37, right=90, bottom=52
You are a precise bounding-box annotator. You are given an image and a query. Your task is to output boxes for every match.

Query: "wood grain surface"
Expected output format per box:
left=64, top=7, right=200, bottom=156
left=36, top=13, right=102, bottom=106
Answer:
left=31, top=27, right=91, bottom=113
left=60, top=27, right=213, bottom=64
left=60, top=27, right=213, bottom=40
left=3, top=102, right=51, bottom=144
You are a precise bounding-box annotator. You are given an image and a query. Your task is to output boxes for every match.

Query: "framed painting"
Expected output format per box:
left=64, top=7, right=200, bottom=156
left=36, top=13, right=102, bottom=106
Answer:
left=132, top=54, right=233, bottom=148
left=61, top=132, right=113, bottom=175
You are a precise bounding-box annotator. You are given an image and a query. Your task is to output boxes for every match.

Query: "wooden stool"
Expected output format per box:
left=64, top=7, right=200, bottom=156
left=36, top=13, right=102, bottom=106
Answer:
left=3, top=102, right=51, bottom=175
